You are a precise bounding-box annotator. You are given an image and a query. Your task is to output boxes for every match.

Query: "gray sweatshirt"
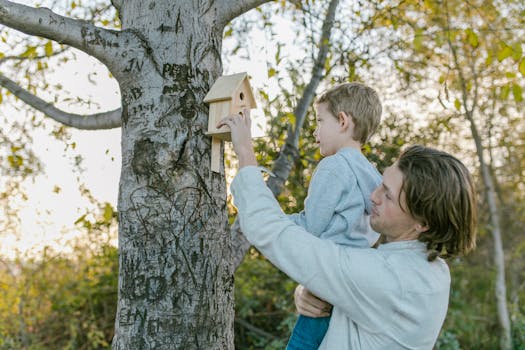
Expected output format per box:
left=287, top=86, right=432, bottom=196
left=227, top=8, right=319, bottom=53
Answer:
left=288, top=147, right=381, bottom=247
left=232, top=167, right=450, bottom=349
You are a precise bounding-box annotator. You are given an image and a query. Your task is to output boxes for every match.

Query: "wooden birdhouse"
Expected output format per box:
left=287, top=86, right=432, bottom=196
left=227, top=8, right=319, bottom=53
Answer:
left=204, top=72, right=257, bottom=172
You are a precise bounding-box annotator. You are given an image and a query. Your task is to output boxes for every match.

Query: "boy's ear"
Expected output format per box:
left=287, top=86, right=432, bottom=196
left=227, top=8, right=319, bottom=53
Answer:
left=338, top=112, right=352, bottom=131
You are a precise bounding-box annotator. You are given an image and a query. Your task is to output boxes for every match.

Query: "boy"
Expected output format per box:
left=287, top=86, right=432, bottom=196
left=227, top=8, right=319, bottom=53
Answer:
left=285, top=82, right=382, bottom=349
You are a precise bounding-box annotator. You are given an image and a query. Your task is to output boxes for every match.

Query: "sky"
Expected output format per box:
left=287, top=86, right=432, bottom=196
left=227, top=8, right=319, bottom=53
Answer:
left=0, top=5, right=290, bottom=258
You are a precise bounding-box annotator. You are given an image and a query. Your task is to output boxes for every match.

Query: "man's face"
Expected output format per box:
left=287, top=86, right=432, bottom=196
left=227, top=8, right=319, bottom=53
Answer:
left=313, top=102, right=342, bottom=157
left=370, top=163, right=421, bottom=242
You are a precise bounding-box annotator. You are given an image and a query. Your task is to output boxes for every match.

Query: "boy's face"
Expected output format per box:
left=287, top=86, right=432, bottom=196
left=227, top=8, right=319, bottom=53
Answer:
left=313, top=102, right=343, bottom=157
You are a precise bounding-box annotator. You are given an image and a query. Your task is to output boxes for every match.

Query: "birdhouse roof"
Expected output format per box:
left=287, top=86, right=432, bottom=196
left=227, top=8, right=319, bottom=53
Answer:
left=203, top=72, right=256, bottom=105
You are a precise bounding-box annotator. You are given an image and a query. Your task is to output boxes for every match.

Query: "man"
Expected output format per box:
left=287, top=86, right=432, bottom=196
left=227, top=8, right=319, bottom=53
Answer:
left=219, top=111, right=476, bottom=349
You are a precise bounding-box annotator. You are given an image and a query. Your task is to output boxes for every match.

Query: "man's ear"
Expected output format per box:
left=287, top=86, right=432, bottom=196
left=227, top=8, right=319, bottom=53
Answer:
left=338, top=111, right=352, bottom=131
left=415, top=222, right=430, bottom=234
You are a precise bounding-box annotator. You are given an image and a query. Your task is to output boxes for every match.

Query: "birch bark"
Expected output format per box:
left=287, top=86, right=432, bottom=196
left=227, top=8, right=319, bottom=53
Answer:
left=448, top=35, right=512, bottom=350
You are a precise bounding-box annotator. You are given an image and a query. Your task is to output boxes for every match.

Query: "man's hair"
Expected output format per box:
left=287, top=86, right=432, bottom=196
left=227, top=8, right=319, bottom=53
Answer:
left=315, top=82, right=382, bottom=144
left=397, top=145, right=477, bottom=261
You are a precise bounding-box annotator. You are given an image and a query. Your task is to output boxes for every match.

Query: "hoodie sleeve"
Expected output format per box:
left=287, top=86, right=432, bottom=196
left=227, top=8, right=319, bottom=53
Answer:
left=288, top=157, right=358, bottom=236
left=232, top=166, right=401, bottom=331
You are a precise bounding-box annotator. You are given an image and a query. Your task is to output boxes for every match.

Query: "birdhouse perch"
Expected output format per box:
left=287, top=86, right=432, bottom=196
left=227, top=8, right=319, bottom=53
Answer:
left=204, top=72, right=257, bottom=172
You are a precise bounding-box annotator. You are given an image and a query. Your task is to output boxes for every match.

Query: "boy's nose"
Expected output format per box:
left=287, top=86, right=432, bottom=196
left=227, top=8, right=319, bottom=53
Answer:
left=370, top=187, right=380, bottom=205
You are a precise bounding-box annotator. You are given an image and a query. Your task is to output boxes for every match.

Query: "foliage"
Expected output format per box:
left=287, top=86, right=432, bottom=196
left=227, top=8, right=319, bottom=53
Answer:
left=0, top=202, right=118, bottom=350
left=234, top=248, right=296, bottom=349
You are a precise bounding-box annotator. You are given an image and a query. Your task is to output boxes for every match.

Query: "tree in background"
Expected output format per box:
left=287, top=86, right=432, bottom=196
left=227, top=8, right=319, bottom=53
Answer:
left=369, top=0, right=524, bottom=348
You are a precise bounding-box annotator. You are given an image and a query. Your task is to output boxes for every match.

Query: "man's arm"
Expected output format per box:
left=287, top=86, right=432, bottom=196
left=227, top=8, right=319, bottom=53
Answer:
left=231, top=166, right=398, bottom=332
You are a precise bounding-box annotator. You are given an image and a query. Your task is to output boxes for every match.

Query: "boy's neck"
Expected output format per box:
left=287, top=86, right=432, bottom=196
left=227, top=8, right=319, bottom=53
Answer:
left=336, top=139, right=362, bottom=152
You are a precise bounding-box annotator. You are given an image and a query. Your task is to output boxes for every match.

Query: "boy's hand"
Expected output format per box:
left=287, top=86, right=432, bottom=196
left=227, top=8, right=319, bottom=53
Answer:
left=217, top=108, right=257, bottom=168
left=294, top=284, right=332, bottom=317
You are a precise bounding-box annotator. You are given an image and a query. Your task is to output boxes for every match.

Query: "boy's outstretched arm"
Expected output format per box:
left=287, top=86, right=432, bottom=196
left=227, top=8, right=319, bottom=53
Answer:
left=216, top=109, right=257, bottom=168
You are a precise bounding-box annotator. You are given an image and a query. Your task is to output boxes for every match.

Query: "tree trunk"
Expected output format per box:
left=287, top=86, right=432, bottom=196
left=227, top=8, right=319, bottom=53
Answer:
left=113, top=2, right=233, bottom=349
left=470, top=121, right=512, bottom=350
left=448, top=35, right=512, bottom=349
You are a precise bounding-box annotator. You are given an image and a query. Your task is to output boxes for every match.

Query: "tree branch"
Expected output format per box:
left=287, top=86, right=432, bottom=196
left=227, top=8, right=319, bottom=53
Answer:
left=0, top=72, right=121, bottom=130
left=110, top=0, right=122, bottom=13
left=0, top=48, right=70, bottom=66
left=217, top=0, right=272, bottom=27
left=0, top=0, right=135, bottom=71
left=231, top=0, right=341, bottom=270
left=267, top=0, right=340, bottom=195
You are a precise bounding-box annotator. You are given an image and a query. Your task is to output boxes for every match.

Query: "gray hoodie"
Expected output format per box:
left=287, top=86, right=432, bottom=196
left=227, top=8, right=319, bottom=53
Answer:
left=288, top=147, right=381, bottom=247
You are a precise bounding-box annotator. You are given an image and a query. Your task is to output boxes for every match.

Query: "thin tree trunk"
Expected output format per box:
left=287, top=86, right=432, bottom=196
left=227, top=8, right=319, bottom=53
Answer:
left=469, top=117, right=512, bottom=350
left=446, top=28, right=512, bottom=348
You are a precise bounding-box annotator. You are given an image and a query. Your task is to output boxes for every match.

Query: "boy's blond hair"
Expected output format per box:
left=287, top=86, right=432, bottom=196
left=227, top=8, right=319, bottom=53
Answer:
left=316, top=82, right=382, bottom=144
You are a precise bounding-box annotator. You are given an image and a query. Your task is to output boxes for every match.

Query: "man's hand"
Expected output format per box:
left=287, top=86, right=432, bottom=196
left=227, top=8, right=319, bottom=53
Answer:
left=217, top=108, right=257, bottom=168
left=294, top=284, right=332, bottom=317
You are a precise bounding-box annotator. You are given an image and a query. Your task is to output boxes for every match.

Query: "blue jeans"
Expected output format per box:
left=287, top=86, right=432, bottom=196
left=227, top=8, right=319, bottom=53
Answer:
left=286, top=314, right=331, bottom=350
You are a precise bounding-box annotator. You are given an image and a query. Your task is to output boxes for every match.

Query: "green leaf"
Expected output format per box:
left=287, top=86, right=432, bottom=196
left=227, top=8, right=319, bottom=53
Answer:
left=7, top=155, right=23, bottom=167
left=520, top=59, right=525, bottom=77
left=497, top=44, right=513, bottom=62
left=286, top=112, right=296, bottom=126
left=485, top=51, right=493, bottom=66
left=44, top=41, right=53, bottom=57
left=20, top=46, right=37, bottom=58
left=413, top=28, right=423, bottom=51
left=259, top=89, right=269, bottom=101
left=512, top=43, right=522, bottom=61
left=500, top=85, right=510, bottom=100
left=103, top=203, right=114, bottom=223
left=465, top=29, right=478, bottom=48
left=74, top=214, right=87, bottom=225
left=268, top=67, right=276, bottom=78
left=512, top=84, right=523, bottom=102
left=223, top=27, right=233, bottom=39
left=454, top=98, right=461, bottom=111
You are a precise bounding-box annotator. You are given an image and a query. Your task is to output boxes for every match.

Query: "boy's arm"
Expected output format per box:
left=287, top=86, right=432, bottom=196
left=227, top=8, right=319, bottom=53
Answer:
left=296, top=159, right=357, bottom=235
